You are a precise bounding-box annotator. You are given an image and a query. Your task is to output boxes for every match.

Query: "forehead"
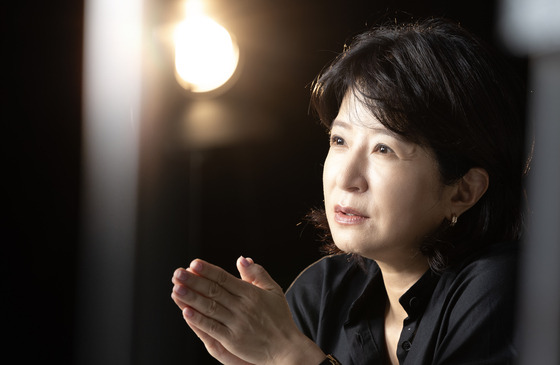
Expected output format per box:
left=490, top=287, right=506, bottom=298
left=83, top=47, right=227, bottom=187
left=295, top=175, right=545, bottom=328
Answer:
left=335, top=90, right=376, bottom=125
left=333, top=90, right=399, bottom=138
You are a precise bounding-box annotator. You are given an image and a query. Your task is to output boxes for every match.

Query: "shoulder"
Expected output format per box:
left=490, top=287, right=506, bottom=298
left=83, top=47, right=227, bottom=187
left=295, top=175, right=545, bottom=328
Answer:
left=285, top=254, right=379, bottom=340
left=408, top=242, right=520, bottom=364
left=443, top=240, right=519, bottom=296
left=435, top=241, right=519, bottom=339
left=286, top=254, right=376, bottom=299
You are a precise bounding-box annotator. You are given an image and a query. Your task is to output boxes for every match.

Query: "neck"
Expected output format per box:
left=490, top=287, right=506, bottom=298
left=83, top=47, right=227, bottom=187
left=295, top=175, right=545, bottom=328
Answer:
left=377, top=254, right=429, bottom=365
left=378, top=256, right=429, bottom=318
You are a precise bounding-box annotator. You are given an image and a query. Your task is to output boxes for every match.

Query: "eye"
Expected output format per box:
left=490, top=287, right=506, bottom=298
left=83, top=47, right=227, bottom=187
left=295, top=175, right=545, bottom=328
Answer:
left=330, top=135, right=345, bottom=146
left=374, top=143, right=393, bottom=154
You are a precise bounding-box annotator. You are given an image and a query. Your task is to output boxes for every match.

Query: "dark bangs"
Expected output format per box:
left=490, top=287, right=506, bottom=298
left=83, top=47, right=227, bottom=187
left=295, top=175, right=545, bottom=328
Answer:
left=311, top=20, right=499, bottom=183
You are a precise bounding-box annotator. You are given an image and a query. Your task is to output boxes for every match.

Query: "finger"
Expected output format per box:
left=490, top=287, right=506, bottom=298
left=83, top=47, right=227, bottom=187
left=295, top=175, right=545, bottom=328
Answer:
left=171, top=268, right=189, bottom=310
left=237, top=257, right=255, bottom=284
left=187, top=321, right=254, bottom=365
left=188, top=259, right=251, bottom=296
left=170, top=289, right=187, bottom=311
left=181, top=305, right=238, bottom=355
left=236, top=256, right=283, bottom=294
left=172, top=270, right=233, bottom=323
left=173, top=267, right=237, bottom=303
left=171, top=284, right=229, bottom=321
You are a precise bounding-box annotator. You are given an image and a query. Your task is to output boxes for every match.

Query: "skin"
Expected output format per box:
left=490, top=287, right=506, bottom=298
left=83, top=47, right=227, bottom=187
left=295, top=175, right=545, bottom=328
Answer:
left=171, top=257, right=326, bottom=364
left=171, top=90, right=489, bottom=365
left=323, top=91, right=455, bottom=268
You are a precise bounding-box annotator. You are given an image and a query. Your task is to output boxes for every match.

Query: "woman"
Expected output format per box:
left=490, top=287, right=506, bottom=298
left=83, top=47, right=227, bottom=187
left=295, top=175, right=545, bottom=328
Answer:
left=171, top=18, right=527, bottom=364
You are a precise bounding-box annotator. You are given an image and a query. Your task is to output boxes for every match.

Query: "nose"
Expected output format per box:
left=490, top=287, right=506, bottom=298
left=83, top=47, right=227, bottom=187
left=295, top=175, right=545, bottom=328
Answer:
left=336, top=152, right=368, bottom=193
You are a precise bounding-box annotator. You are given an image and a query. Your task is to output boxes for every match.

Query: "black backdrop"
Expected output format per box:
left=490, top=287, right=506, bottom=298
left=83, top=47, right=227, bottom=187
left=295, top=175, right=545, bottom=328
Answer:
left=3, top=1, right=525, bottom=364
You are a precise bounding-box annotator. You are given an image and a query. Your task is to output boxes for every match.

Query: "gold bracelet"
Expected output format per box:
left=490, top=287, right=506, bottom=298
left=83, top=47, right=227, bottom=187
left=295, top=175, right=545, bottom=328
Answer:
left=325, top=354, right=341, bottom=365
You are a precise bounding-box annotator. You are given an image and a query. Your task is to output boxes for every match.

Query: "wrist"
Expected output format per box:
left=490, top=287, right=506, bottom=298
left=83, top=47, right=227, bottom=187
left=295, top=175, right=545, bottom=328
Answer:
left=270, top=332, right=325, bottom=365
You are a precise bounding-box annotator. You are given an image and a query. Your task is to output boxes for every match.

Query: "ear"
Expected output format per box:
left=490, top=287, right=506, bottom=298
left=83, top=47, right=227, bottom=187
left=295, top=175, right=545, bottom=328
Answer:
left=449, top=167, right=489, bottom=218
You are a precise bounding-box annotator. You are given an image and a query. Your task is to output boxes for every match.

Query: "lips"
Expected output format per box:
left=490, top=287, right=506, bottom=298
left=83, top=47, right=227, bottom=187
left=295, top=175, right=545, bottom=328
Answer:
left=334, top=205, right=369, bottom=225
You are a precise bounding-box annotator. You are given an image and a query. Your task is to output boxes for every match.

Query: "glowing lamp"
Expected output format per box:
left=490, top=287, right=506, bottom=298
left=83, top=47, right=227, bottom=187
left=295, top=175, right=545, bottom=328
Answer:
left=174, top=14, right=239, bottom=93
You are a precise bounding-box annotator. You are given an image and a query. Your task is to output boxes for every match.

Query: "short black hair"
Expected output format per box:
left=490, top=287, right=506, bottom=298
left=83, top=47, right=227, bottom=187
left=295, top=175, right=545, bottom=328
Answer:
left=309, top=18, right=528, bottom=271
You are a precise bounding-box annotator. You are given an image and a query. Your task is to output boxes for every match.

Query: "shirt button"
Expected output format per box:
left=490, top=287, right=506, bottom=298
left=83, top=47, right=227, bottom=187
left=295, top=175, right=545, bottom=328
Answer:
left=402, top=341, right=412, bottom=351
left=409, top=297, right=418, bottom=308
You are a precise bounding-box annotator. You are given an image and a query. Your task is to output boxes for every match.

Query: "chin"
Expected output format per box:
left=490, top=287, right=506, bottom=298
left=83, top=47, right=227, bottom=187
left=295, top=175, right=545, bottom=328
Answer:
left=332, top=239, right=368, bottom=257
left=333, top=236, right=392, bottom=261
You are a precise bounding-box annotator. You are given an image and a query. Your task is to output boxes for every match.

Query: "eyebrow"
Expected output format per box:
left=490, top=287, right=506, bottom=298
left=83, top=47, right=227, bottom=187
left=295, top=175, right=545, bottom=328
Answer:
left=331, top=119, right=350, bottom=130
left=331, top=118, right=402, bottom=139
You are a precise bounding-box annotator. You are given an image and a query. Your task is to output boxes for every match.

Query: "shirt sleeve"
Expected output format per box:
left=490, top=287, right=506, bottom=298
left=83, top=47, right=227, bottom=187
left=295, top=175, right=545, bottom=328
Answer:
left=285, top=259, right=326, bottom=341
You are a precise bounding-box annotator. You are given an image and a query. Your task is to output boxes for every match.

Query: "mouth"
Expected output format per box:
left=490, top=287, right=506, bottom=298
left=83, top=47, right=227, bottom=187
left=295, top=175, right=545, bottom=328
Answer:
left=334, top=205, right=369, bottom=224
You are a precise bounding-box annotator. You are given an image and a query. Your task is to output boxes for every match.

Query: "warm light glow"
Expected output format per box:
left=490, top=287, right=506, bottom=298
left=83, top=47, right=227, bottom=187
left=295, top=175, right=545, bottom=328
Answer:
left=174, top=3, right=239, bottom=93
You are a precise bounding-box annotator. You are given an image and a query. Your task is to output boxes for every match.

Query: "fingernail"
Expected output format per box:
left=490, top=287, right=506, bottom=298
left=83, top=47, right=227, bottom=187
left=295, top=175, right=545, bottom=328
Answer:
left=174, top=284, right=187, bottom=296
left=175, top=269, right=187, bottom=281
left=190, top=260, right=202, bottom=272
left=184, top=307, right=194, bottom=318
left=240, top=256, right=253, bottom=267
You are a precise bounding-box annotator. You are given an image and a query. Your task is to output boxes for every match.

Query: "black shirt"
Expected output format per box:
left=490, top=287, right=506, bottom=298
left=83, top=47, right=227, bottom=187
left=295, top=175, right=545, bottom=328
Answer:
left=286, top=241, right=518, bottom=364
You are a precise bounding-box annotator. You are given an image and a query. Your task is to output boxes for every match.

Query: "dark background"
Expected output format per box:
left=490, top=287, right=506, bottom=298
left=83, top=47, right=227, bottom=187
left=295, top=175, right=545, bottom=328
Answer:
left=3, top=1, right=526, bottom=364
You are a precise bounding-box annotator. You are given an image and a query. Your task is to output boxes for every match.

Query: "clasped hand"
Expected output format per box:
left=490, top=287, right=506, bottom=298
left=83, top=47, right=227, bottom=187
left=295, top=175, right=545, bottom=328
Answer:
left=171, top=256, right=325, bottom=365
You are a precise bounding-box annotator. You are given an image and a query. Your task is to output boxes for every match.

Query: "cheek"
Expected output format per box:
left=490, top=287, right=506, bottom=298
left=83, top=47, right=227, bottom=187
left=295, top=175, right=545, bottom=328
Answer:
left=322, top=153, right=336, bottom=193
left=379, top=166, right=441, bottom=210
left=391, top=177, right=446, bottom=230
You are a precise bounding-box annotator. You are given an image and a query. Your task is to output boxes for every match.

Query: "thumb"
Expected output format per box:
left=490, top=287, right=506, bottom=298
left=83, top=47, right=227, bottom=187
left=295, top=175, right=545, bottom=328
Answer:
left=236, top=256, right=282, bottom=294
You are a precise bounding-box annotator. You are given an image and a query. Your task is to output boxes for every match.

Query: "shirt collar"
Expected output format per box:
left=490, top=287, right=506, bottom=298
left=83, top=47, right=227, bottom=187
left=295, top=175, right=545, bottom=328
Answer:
left=398, top=269, right=440, bottom=319
left=346, top=260, right=441, bottom=324
left=345, top=260, right=384, bottom=325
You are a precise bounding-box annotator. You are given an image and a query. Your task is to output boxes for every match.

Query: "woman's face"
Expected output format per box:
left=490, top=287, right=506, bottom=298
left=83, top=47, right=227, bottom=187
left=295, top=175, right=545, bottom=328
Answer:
left=323, top=91, right=455, bottom=265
